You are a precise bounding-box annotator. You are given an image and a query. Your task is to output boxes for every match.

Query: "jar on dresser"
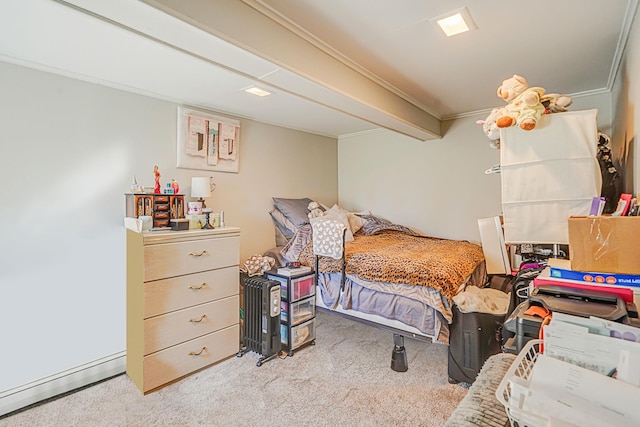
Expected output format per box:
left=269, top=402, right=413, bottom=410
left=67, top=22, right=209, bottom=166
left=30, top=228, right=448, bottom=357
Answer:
left=126, top=227, right=240, bottom=394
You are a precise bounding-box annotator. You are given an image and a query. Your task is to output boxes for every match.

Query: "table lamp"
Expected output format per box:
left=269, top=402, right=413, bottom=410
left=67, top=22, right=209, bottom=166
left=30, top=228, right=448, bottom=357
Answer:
left=191, top=177, right=213, bottom=229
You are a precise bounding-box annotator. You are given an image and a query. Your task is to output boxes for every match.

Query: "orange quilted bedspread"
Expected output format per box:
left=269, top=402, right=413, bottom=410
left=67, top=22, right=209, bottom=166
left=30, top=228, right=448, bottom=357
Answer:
left=298, top=230, right=484, bottom=300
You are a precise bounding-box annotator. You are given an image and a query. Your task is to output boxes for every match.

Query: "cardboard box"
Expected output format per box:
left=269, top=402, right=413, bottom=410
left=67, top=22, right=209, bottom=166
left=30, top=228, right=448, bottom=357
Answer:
left=568, top=216, right=640, bottom=275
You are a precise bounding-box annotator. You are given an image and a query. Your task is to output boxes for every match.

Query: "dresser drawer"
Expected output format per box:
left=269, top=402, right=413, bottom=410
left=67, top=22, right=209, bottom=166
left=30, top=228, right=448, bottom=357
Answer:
left=143, top=324, right=239, bottom=393
left=154, top=195, right=170, bottom=204
left=144, top=236, right=239, bottom=281
left=144, top=266, right=238, bottom=318
left=144, top=295, right=239, bottom=355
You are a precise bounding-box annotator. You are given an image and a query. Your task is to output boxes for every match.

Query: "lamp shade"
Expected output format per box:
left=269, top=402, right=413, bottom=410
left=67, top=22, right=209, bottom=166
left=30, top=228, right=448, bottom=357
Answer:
left=191, top=177, right=212, bottom=198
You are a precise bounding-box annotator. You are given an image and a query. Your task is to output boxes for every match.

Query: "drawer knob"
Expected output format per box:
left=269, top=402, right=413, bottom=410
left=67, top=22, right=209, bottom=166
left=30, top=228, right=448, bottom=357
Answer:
left=188, top=346, right=207, bottom=356
left=188, top=283, right=207, bottom=290
left=188, top=250, right=208, bottom=257
left=188, top=314, right=207, bottom=323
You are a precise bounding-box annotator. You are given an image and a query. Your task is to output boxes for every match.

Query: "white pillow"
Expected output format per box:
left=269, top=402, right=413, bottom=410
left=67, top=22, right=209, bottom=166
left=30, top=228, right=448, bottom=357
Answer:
left=323, top=205, right=354, bottom=242
left=328, top=204, right=365, bottom=235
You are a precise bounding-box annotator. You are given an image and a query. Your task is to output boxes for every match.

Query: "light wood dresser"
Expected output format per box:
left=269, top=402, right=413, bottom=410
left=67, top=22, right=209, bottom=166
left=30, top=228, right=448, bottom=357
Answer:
left=126, top=227, right=241, bottom=394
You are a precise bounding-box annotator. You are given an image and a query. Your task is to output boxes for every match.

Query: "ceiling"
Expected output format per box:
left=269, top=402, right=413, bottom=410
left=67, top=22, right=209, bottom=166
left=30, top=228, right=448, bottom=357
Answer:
left=0, top=0, right=637, bottom=141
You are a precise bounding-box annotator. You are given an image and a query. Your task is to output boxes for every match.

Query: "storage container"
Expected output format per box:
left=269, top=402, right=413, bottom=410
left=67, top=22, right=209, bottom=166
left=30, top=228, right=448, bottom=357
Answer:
left=286, top=296, right=315, bottom=326
left=282, top=317, right=315, bottom=350
left=268, top=274, right=315, bottom=302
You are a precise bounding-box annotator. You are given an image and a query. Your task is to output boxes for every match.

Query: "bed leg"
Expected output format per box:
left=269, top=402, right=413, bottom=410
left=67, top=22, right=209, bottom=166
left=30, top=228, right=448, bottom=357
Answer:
left=391, top=334, right=408, bottom=372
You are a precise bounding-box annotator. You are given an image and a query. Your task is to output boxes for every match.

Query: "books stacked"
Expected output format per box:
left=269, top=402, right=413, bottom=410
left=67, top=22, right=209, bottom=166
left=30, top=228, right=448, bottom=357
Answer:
left=549, top=261, right=640, bottom=287
left=276, top=265, right=312, bottom=277
left=612, top=193, right=637, bottom=216
left=589, top=196, right=606, bottom=216
left=590, top=193, right=638, bottom=216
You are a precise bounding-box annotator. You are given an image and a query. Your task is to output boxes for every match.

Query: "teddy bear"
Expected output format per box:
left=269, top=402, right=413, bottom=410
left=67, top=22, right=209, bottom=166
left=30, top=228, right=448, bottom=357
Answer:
left=478, top=76, right=573, bottom=148
left=307, top=201, right=324, bottom=219
left=495, top=74, right=546, bottom=131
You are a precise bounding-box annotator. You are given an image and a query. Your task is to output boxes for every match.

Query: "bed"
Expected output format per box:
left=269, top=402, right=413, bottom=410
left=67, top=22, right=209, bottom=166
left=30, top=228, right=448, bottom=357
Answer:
left=266, top=198, right=487, bottom=348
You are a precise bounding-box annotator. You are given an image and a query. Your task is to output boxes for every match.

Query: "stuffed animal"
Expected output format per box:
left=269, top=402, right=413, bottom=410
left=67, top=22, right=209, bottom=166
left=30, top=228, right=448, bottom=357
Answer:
left=541, top=93, right=573, bottom=114
left=307, top=201, right=323, bottom=219
left=495, top=75, right=546, bottom=131
left=476, top=107, right=507, bottom=149
left=478, top=76, right=573, bottom=148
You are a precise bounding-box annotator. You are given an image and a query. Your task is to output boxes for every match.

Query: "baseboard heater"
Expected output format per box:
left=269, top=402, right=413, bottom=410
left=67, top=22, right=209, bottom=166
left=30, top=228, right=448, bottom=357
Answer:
left=236, top=275, right=282, bottom=366
left=0, top=351, right=125, bottom=417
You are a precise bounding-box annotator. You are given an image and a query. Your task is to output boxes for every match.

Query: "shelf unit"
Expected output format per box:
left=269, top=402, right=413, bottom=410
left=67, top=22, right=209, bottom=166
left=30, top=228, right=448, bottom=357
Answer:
left=265, top=270, right=316, bottom=356
left=125, top=193, right=185, bottom=228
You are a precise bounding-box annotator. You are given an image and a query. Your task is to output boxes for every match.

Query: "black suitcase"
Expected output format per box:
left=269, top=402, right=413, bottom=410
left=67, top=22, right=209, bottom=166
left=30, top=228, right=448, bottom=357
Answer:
left=448, top=305, right=505, bottom=384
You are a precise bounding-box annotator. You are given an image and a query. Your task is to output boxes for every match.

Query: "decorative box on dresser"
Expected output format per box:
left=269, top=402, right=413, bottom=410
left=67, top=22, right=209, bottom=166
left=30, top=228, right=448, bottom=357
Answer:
left=125, top=193, right=185, bottom=228
left=126, top=227, right=241, bottom=394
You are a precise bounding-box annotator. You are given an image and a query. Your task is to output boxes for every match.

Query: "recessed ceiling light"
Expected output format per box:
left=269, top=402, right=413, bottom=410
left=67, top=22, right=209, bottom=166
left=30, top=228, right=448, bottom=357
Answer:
left=432, top=7, right=477, bottom=37
left=245, top=86, right=272, bottom=97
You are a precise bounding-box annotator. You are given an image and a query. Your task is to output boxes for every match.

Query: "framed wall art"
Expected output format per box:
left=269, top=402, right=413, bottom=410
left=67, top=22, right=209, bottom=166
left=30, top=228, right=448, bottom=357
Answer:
left=176, top=106, right=240, bottom=173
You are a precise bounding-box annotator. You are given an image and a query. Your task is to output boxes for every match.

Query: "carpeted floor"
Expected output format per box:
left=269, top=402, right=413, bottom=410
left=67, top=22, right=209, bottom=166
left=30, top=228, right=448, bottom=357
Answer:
left=1, top=310, right=467, bottom=426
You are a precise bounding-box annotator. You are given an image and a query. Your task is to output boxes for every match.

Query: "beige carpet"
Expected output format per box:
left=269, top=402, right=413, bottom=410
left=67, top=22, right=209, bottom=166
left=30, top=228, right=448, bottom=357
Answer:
left=2, top=311, right=467, bottom=426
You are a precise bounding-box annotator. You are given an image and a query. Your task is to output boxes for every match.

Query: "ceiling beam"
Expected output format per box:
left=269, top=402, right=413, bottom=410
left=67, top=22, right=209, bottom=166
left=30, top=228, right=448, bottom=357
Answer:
left=140, top=0, right=442, bottom=141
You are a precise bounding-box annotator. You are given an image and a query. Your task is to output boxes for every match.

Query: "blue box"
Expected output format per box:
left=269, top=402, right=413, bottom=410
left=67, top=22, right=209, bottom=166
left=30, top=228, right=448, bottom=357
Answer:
left=550, top=266, right=640, bottom=287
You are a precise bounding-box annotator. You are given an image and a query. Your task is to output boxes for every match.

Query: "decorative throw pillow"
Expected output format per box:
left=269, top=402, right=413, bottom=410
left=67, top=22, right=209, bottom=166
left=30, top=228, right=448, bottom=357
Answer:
left=310, top=217, right=347, bottom=259
left=280, top=224, right=313, bottom=262
left=269, top=208, right=297, bottom=239
left=272, top=197, right=314, bottom=228
left=323, top=205, right=354, bottom=242
left=326, top=204, right=365, bottom=236
left=347, top=210, right=366, bottom=234
left=240, top=255, right=276, bottom=277
left=358, top=214, right=420, bottom=236
left=272, top=220, right=290, bottom=247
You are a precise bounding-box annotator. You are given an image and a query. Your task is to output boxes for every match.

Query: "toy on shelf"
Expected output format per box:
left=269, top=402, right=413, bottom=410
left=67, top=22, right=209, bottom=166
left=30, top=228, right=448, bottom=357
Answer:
left=307, top=201, right=323, bottom=219
left=476, top=107, right=507, bottom=149
left=153, top=165, right=161, bottom=194
left=541, top=93, right=572, bottom=114
left=495, top=74, right=545, bottom=131
left=478, top=75, right=573, bottom=149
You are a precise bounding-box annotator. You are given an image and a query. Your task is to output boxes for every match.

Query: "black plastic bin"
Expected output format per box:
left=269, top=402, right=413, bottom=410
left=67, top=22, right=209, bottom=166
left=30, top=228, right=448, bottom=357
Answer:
left=447, top=304, right=506, bottom=384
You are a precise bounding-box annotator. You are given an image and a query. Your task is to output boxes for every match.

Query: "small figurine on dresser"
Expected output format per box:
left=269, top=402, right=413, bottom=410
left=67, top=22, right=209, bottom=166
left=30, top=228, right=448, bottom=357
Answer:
left=153, top=165, right=161, bottom=194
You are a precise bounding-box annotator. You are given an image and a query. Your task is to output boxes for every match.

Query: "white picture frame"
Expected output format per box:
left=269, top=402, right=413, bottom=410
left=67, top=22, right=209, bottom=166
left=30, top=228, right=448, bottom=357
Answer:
left=176, top=106, right=240, bottom=173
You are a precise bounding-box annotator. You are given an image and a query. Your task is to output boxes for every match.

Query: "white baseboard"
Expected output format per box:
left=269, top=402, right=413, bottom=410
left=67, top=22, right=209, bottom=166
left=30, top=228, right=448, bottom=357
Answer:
left=0, top=351, right=126, bottom=417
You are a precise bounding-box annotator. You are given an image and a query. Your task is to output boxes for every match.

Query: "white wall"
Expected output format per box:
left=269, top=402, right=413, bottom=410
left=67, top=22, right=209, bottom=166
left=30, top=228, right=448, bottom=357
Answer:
left=612, top=5, right=640, bottom=196
left=0, top=61, right=337, bottom=393
left=0, top=19, right=626, bottom=405
left=338, top=95, right=613, bottom=243
left=338, top=122, right=501, bottom=243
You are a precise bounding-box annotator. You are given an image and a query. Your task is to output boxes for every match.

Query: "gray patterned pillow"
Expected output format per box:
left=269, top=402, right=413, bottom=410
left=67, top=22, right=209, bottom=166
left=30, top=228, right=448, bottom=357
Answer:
left=280, top=224, right=313, bottom=262
left=358, top=214, right=421, bottom=236
left=269, top=208, right=297, bottom=240
left=273, top=197, right=313, bottom=228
